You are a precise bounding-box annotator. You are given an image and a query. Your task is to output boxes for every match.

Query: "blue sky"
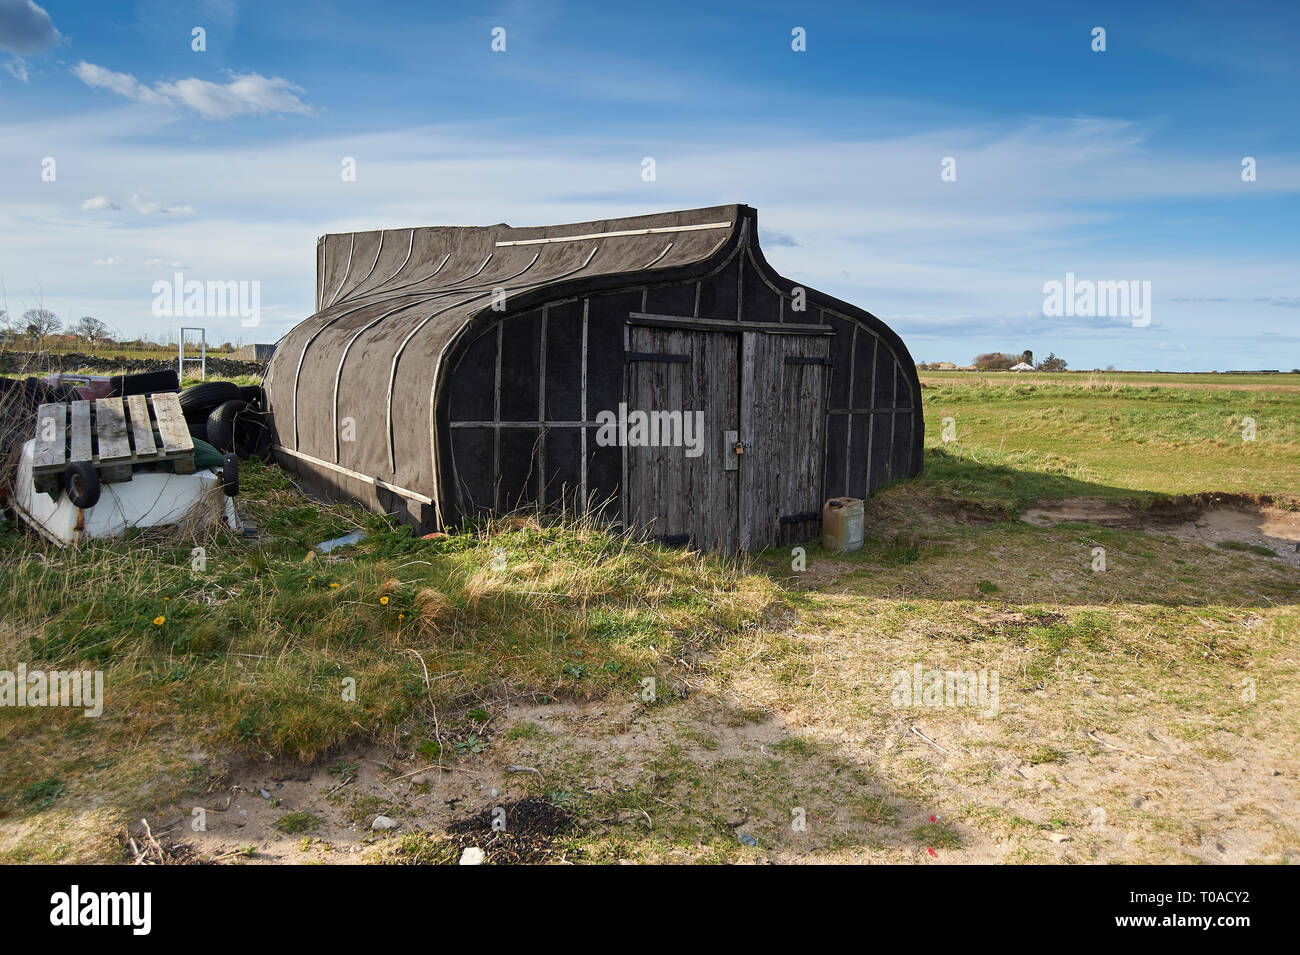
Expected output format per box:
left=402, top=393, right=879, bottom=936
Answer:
left=0, top=0, right=1296, bottom=370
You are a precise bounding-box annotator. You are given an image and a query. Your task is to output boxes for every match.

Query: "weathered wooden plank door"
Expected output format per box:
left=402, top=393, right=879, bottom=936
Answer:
left=625, top=326, right=740, bottom=551
left=739, top=332, right=830, bottom=550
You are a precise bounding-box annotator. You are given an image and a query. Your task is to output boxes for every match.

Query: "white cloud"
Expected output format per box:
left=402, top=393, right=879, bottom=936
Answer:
left=4, top=55, right=27, bottom=81
left=145, top=258, right=187, bottom=268
left=91, top=256, right=124, bottom=267
left=73, top=61, right=311, bottom=120
left=129, top=193, right=194, bottom=216
left=72, top=62, right=165, bottom=104
left=81, top=193, right=192, bottom=215
left=0, top=0, right=59, bottom=56
left=156, top=73, right=311, bottom=120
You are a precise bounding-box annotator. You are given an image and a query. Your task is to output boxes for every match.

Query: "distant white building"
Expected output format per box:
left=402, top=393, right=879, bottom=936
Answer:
left=1010, top=361, right=1034, bottom=371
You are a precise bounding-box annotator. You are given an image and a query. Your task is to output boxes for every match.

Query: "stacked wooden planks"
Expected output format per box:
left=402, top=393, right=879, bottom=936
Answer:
left=31, top=392, right=195, bottom=495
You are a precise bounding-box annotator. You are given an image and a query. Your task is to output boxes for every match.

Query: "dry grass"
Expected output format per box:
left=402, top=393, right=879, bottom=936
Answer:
left=0, top=462, right=784, bottom=859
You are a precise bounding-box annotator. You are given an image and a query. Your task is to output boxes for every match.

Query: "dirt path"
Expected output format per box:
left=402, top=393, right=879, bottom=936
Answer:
left=1023, top=498, right=1300, bottom=567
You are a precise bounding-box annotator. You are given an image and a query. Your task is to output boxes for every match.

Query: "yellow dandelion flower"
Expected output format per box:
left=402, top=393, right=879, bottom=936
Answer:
left=380, top=595, right=390, bottom=605
left=330, top=583, right=339, bottom=589
left=153, top=616, right=166, bottom=626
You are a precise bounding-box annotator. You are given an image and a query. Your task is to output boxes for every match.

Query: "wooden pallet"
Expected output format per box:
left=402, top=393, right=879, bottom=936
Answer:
left=32, top=392, right=195, bottom=495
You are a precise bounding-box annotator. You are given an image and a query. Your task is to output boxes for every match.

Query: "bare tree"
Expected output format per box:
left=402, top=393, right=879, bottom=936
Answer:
left=23, top=307, right=61, bottom=346
left=70, top=315, right=109, bottom=347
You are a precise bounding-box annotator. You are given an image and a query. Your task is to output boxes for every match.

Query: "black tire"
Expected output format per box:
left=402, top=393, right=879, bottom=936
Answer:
left=179, top=381, right=241, bottom=424
left=220, top=453, right=239, bottom=497
left=237, top=384, right=265, bottom=409
left=206, top=399, right=249, bottom=453
left=63, top=462, right=101, bottom=508
left=110, top=369, right=180, bottom=397
left=235, top=409, right=275, bottom=459
left=188, top=420, right=209, bottom=444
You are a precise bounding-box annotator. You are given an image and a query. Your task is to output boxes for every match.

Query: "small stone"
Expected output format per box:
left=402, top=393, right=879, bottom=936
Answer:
left=258, top=788, right=272, bottom=799
left=459, top=847, right=486, bottom=865
left=1048, top=832, right=1071, bottom=844
left=411, top=774, right=428, bottom=786
left=738, top=833, right=758, bottom=847
left=371, top=815, right=397, bottom=831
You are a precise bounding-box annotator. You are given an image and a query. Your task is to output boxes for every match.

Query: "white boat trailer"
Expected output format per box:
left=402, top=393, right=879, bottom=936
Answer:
left=8, top=392, right=240, bottom=546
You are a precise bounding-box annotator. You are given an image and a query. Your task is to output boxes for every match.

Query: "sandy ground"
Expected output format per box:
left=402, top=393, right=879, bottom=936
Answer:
left=149, top=701, right=796, bottom=865
left=121, top=499, right=1299, bottom=865
left=149, top=678, right=1298, bottom=865
left=1023, top=499, right=1300, bottom=568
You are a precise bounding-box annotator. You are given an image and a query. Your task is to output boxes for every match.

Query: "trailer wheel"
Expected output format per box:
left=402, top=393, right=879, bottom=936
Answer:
left=64, top=462, right=101, bottom=508
left=220, top=453, right=239, bottom=497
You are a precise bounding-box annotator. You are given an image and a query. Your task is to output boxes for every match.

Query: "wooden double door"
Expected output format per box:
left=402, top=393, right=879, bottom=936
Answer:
left=624, top=322, right=829, bottom=552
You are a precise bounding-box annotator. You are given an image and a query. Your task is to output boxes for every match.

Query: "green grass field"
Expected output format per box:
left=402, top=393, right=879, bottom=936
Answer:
left=919, top=374, right=1300, bottom=504
left=921, top=370, right=1300, bottom=389
left=0, top=372, right=1296, bottom=864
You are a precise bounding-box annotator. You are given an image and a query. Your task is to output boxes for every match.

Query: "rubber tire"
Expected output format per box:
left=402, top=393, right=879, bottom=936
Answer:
left=237, top=384, right=265, bottom=409
left=220, top=453, right=239, bottom=497
left=188, top=420, right=209, bottom=444
left=206, top=399, right=249, bottom=453
left=64, top=462, right=101, bottom=508
left=179, top=381, right=241, bottom=424
left=234, top=409, right=274, bottom=459
left=110, top=369, right=180, bottom=397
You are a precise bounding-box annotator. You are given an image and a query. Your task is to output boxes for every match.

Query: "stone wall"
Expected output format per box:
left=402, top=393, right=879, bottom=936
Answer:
left=0, top=351, right=265, bottom=378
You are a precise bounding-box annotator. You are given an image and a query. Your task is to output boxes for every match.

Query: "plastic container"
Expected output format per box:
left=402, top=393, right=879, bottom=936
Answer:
left=822, top=497, right=864, bottom=553
left=316, top=530, right=367, bottom=553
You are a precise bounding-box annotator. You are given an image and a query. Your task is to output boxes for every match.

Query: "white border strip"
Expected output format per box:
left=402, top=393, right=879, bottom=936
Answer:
left=495, top=221, right=731, bottom=247
left=273, top=444, right=434, bottom=505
